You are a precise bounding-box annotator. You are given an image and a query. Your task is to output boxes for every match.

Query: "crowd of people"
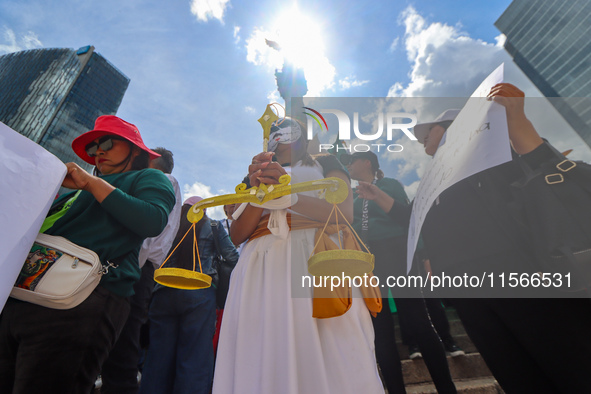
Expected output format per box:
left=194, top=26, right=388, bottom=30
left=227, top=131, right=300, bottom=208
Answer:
left=1, top=82, right=591, bottom=394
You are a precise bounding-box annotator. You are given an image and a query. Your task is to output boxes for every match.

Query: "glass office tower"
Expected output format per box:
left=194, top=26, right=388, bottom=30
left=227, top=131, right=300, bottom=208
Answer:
left=495, top=0, right=591, bottom=146
left=0, top=45, right=130, bottom=169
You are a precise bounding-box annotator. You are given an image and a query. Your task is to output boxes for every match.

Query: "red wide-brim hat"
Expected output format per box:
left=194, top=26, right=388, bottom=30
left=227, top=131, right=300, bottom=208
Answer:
left=72, top=115, right=160, bottom=165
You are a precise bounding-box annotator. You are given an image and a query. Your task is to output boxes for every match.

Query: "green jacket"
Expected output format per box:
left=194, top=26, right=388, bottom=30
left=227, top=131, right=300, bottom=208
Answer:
left=353, top=177, right=410, bottom=242
left=46, top=168, right=176, bottom=297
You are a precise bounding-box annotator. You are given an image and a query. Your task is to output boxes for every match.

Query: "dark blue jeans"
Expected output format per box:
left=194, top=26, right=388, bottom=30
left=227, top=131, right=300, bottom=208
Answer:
left=101, top=262, right=155, bottom=393
left=139, top=286, right=216, bottom=394
left=0, top=287, right=129, bottom=394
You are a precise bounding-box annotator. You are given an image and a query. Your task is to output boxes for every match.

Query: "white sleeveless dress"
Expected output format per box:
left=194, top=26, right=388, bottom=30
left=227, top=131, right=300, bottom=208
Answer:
left=212, top=160, right=384, bottom=394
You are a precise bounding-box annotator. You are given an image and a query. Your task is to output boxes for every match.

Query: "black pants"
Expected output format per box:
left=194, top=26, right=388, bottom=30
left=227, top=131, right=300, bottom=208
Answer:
left=451, top=296, right=591, bottom=394
left=400, top=297, right=453, bottom=346
left=101, top=263, right=155, bottom=394
left=369, top=236, right=456, bottom=394
left=0, top=287, right=130, bottom=394
left=372, top=297, right=457, bottom=394
left=431, top=250, right=591, bottom=394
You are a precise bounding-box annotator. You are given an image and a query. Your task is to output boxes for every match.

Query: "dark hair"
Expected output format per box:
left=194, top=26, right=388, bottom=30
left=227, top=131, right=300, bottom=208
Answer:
left=92, top=141, right=149, bottom=175
left=341, top=151, right=383, bottom=179
left=375, top=169, right=384, bottom=180
left=130, top=149, right=150, bottom=171
left=151, top=147, right=174, bottom=173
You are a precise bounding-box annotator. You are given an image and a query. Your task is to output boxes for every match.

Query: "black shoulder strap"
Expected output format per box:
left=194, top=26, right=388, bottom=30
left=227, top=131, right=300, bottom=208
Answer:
left=515, top=142, right=591, bottom=240
left=537, top=159, right=591, bottom=240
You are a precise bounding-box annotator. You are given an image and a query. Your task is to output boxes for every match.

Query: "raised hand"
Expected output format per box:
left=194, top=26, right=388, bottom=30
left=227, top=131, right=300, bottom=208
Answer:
left=488, top=83, right=543, bottom=154
left=355, top=181, right=380, bottom=200
left=248, top=152, right=287, bottom=187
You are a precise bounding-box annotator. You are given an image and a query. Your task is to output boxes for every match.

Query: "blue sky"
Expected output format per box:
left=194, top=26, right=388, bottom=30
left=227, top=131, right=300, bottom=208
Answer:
left=2, top=0, right=590, bottom=218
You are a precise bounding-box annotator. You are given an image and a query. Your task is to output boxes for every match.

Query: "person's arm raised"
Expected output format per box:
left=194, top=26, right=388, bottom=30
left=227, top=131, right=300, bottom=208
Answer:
left=488, top=83, right=543, bottom=155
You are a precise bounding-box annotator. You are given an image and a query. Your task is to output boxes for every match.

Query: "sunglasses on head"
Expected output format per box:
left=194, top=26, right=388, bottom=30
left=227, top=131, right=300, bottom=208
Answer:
left=85, top=136, right=125, bottom=157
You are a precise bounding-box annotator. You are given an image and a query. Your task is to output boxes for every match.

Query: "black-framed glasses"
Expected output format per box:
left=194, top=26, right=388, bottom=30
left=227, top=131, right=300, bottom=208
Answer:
left=85, top=136, right=124, bottom=157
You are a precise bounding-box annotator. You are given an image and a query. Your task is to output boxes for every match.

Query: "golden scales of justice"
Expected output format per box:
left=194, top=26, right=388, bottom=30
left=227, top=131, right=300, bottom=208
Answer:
left=154, top=104, right=375, bottom=289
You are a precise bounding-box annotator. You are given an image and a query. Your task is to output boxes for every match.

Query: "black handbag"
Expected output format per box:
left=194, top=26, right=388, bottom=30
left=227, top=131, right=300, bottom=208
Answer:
left=210, top=220, right=238, bottom=308
left=511, top=142, right=591, bottom=292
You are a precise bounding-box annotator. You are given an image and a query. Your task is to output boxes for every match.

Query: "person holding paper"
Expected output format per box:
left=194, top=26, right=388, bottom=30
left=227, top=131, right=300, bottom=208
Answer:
left=0, top=115, right=176, bottom=394
left=100, top=146, right=183, bottom=394
left=342, top=151, right=456, bottom=394
left=356, top=83, right=591, bottom=393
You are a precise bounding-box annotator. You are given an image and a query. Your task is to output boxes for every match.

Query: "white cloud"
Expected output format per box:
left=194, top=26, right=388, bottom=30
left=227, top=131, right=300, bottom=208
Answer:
left=233, top=26, right=241, bottom=44
left=389, top=37, right=399, bottom=53
left=21, top=31, right=42, bottom=49
left=380, top=5, right=591, bottom=184
left=266, top=89, right=280, bottom=103
left=339, top=76, right=369, bottom=90
left=183, top=181, right=229, bottom=219
left=245, top=27, right=283, bottom=68
left=404, top=180, right=420, bottom=201
left=183, top=181, right=215, bottom=201
left=244, top=106, right=255, bottom=113
left=190, top=0, right=231, bottom=23
left=495, top=34, right=507, bottom=47
left=390, top=6, right=511, bottom=99
left=0, top=27, right=42, bottom=54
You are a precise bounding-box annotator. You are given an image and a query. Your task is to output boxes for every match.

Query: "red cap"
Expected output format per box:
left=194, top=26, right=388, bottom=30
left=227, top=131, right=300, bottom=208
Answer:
left=72, top=115, right=160, bottom=165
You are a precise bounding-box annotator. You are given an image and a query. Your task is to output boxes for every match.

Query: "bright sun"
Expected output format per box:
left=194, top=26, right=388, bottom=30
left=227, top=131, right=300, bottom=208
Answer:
left=270, top=6, right=335, bottom=95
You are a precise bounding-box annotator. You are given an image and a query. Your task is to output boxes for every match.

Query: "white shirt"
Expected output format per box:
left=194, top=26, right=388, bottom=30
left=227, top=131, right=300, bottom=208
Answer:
left=138, top=174, right=182, bottom=269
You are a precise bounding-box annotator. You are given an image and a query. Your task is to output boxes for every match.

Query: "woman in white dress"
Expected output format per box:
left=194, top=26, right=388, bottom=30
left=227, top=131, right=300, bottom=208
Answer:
left=212, top=118, right=385, bottom=394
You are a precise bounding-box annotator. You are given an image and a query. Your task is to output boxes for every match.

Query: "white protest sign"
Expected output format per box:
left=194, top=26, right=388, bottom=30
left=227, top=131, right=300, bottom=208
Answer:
left=0, top=122, right=66, bottom=310
left=407, top=64, right=512, bottom=272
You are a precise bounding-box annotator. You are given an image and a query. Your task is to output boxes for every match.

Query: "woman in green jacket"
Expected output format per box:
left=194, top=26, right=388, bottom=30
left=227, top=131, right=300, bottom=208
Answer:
left=343, top=151, right=456, bottom=394
left=0, top=115, right=176, bottom=394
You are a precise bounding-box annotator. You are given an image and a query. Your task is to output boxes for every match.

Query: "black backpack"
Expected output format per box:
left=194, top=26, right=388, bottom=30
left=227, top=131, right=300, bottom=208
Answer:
left=210, top=220, right=238, bottom=308
left=511, top=142, right=591, bottom=292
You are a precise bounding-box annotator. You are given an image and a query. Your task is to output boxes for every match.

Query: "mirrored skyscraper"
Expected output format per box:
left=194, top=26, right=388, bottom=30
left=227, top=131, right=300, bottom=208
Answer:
left=496, top=0, right=591, bottom=146
left=0, top=45, right=129, bottom=169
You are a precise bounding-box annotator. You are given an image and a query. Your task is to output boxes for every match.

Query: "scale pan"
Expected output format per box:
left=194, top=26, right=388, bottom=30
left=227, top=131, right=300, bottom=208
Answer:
left=308, top=250, right=374, bottom=277
left=154, top=268, right=212, bottom=289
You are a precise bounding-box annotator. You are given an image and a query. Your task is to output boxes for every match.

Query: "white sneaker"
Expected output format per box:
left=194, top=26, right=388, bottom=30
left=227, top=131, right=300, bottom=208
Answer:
left=94, top=375, right=103, bottom=389
left=408, top=345, right=423, bottom=359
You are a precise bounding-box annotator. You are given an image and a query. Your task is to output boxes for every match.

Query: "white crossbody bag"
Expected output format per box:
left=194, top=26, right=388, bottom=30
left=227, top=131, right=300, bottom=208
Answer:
left=10, top=233, right=117, bottom=309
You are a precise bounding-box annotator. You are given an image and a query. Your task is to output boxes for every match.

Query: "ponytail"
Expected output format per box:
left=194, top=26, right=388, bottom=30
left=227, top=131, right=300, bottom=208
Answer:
left=376, top=169, right=384, bottom=180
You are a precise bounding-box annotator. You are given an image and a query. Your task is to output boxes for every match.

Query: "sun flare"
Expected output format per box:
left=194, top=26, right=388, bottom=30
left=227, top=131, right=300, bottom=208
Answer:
left=270, top=6, right=335, bottom=95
